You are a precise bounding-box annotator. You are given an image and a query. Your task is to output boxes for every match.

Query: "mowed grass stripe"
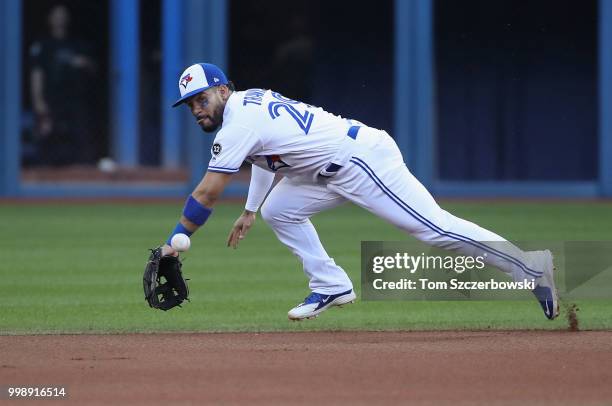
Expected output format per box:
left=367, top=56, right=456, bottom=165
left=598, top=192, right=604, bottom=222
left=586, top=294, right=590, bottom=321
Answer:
left=0, top=201, right=611, bottom=333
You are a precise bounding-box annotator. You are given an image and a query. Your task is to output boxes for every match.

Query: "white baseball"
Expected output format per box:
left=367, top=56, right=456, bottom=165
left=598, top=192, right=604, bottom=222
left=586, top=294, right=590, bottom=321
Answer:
left=170, top=233, right=191, bottom=252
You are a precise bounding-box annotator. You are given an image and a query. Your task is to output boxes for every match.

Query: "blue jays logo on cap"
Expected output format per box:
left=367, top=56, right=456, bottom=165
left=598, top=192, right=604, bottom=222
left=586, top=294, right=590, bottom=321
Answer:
left=179, top=73, right=193, bottom=89
left=172, top=63, right=229, bottom=107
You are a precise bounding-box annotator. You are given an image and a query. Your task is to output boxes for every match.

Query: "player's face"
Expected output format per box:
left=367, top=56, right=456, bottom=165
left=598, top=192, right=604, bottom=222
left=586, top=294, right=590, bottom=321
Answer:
left=187, top=88, right=225, bottom=133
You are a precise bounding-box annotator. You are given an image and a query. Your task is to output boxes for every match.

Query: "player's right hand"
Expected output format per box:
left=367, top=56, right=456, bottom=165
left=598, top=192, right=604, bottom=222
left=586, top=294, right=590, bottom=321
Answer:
left=161, top=244, right=179, bottom=257
left=227, top=210, right=256, bottom=249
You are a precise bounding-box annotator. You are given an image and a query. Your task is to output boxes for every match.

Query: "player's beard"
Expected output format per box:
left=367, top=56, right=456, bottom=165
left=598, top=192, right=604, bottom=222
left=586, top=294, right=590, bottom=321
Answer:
left=199, top=103, right=225, bottom=133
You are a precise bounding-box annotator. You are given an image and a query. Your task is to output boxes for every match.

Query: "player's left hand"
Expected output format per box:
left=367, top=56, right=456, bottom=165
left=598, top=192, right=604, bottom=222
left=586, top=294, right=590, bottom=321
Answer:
left=143, top=247, right=189, bottom=311
left=227, top=210, right=256, bottom=249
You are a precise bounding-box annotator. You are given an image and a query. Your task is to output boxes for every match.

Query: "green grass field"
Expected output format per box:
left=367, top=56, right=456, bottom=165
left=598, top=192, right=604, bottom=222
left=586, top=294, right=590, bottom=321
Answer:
left=1, top=200, right=611, bottom=334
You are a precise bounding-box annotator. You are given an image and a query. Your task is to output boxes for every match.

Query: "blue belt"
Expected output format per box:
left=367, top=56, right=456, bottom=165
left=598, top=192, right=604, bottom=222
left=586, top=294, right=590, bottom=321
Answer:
left=347, top=125, right=360, bottom=139
left=319, top=126, right=361, bottom=177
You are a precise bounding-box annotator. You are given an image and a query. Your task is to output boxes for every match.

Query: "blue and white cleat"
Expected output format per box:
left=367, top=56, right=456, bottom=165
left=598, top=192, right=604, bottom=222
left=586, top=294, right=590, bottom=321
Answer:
left=530, top=250, right=559, bottom=320
left=288, top=289, right=356, bottom=320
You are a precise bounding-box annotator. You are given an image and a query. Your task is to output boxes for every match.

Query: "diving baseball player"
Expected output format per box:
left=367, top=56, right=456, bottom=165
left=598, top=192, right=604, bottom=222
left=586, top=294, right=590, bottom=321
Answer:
left=162, top=63, right=559, bottom=321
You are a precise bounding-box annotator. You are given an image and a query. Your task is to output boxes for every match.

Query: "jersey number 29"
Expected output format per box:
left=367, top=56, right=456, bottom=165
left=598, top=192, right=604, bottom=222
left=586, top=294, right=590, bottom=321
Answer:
left=267, top=92, right=314, bottom=134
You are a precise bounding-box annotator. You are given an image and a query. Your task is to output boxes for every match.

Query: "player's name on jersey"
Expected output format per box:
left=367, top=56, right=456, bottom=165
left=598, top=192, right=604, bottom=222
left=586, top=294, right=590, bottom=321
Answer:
left=243, top=88, right=265, bottom=106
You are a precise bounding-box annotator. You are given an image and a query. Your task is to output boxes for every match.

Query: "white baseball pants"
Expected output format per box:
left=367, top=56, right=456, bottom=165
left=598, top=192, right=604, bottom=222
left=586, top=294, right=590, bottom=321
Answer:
left=260, top=128, right=542, bottom=294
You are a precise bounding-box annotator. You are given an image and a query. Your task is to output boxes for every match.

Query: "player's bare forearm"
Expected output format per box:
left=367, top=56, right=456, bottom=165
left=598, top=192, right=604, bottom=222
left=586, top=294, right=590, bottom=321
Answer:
left=180, top=171, right=234, bottom=233
left=163, top=171, right=234, bottom=256
left=193, top=171, right=234, bottom=207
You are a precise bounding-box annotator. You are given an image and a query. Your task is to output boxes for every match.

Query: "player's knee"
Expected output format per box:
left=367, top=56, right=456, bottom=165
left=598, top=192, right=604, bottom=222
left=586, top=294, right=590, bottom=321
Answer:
left=260, top=201, right=288, bottom=225
left=418, top=209, right=457, bottom=238
left=401, top=208, right=453, bottom=239
left=260, top=201, right=276, bottom=224
left=261, top=201, right=304, bottom=225
left=434, top=209, right=454, bottom=230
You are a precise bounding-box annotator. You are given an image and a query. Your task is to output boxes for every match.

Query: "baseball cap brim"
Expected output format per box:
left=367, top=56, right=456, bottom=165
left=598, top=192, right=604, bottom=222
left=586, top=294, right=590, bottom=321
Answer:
left=171, top=85, right=216, bottom=108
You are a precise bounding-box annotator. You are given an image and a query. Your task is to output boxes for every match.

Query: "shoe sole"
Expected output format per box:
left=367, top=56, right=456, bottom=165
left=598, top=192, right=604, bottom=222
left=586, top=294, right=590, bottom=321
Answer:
left=288, top=291, right=357, bottom=321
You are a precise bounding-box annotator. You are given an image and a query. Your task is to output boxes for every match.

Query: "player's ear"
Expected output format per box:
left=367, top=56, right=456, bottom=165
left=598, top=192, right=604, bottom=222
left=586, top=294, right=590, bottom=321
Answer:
left=218, top=84, right=231, bottom=101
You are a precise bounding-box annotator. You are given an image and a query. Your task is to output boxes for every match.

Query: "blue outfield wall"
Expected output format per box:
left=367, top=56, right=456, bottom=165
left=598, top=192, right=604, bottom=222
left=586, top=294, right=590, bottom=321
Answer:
left=600, top=0, right=612, bottom=196
left=110, top=0, right=140, bottom=167
left=0, top=0, right=21, bottom=197
left=1, top=0, right=612, bottom=198
left=161, top=0, right=183, bottom=169
left=394, top=0, right=435, bottom=188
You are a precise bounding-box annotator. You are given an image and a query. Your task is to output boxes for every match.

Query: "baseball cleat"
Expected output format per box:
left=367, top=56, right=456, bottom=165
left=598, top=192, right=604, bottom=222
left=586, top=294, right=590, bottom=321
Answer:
left=288, top=289, right=356, bottom=320
left=530, top=250, right=559, bottom=320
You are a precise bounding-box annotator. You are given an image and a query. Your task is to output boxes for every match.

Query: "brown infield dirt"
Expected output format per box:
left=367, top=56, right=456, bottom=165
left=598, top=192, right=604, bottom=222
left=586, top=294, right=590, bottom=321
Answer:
left=1, top=331, right=611, bottom=406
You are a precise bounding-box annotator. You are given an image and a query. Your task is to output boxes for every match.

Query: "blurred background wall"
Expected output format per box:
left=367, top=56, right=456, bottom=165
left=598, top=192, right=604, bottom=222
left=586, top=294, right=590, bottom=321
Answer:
left=1, top=0, right=610, bottom=198
left=437, top=0, right=597, bottom=181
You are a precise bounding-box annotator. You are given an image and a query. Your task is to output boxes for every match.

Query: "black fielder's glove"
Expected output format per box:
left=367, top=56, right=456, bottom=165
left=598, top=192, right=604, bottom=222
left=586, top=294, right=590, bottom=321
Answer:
left=143, top=247, right=189, bottom=311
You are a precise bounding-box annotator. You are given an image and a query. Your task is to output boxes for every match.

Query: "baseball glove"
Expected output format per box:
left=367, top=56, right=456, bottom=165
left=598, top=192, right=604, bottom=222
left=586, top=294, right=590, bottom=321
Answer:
left=143, top=247, right=189, bottom=311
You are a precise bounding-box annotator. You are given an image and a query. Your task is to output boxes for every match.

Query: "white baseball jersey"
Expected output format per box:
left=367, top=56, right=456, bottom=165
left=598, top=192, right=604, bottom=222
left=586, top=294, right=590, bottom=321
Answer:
left=208, top=89, right=365, bottom=181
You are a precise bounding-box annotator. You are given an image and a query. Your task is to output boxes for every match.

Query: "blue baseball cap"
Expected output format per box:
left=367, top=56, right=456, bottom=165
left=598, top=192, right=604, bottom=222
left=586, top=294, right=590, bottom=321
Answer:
left=172, top=63, right=229, bottom=107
